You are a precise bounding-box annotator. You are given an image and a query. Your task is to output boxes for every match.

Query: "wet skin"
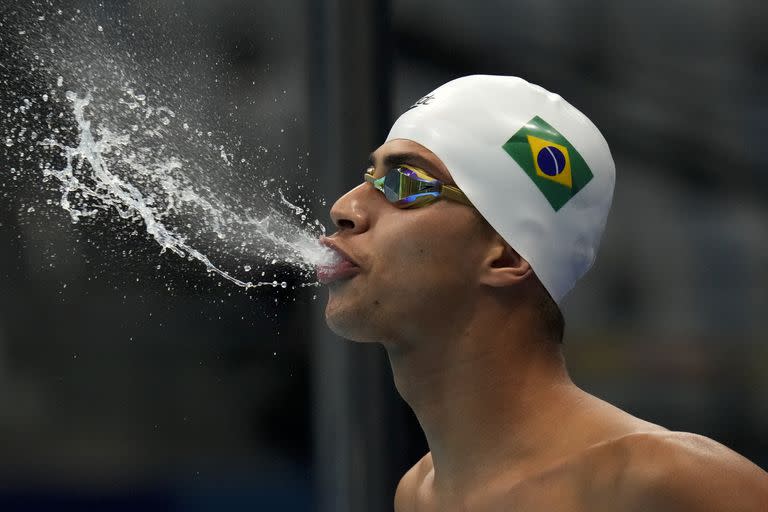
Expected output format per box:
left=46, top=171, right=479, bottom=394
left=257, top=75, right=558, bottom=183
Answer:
left=323, top=139, right=496, bottom=348
left=323, top=139, right=768, bottom=512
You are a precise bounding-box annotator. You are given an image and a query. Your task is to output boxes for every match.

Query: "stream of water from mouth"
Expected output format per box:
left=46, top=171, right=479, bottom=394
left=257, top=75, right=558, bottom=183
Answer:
left=35, top=90, right=337, bottom=290
left=1, top=4, right=340, bottom=291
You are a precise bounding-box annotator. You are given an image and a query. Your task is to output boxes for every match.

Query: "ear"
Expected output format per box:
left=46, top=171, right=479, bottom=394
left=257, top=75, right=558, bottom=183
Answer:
left=478, top=236, right=533, bottom=288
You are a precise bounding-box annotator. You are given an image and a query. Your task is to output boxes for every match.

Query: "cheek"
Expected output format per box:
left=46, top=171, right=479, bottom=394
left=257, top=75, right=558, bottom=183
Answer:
left=371, top=212, right=480, bottom=298
left=325, top=208, right=486, bottom=341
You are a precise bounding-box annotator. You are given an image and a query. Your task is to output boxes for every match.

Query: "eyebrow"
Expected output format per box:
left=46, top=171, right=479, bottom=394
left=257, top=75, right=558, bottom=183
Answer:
left=368, top=151, right=453, bottom=183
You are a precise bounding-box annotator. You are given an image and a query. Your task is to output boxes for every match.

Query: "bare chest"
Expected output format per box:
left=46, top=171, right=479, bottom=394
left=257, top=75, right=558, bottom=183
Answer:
left=412, top=461, right=621, bottom=512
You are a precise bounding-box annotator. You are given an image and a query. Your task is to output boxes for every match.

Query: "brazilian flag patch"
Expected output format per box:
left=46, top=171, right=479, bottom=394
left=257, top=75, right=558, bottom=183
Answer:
left=502, top=116, right=594, bottom=211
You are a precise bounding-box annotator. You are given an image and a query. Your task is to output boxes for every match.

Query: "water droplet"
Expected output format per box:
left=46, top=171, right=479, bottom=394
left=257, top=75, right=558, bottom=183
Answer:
left=23, top=79, right=330, bottom=294
left=97, top=25, right=103, bottom=32
left=4, top=139, right=12, bottom=147
left=42, top=94, right=48, bottom=102
left=27, top=206, right=35, bottom=213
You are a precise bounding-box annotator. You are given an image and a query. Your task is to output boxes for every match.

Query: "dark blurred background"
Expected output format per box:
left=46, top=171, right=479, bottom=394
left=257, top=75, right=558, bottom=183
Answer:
left=0, top=0, right=766, bottom=511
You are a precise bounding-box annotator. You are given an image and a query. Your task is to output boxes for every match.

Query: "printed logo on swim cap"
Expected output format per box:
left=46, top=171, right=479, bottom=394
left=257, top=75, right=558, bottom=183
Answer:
left=502, top=116, right=594, bottom=211
left=407, top=94, right=435, bottom=110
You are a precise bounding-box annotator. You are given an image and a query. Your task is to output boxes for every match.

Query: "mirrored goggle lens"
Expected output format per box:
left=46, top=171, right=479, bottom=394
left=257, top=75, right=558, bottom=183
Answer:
left=396, top=192, right=441, bottom=207
left=382, top=167, right=439, bottom=203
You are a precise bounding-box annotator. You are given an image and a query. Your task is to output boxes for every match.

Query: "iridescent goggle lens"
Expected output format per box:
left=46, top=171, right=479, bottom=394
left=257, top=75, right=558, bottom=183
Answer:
left=364, top=164, right=472, bottom=209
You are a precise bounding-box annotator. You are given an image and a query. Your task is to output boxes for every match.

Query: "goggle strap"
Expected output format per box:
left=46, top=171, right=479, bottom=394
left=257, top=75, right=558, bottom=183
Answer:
left=441, top=184, right=474, bottom=207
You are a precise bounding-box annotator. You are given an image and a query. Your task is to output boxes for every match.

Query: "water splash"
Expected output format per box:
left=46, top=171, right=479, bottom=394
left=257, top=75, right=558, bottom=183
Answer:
left=1, top=3, right=342, bottom=290
left=34, top=89, right=338, bottom=289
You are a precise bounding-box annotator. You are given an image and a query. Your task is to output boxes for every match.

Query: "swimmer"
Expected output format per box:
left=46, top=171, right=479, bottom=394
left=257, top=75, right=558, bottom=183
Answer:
left=317, top=75, right=768, bottom=511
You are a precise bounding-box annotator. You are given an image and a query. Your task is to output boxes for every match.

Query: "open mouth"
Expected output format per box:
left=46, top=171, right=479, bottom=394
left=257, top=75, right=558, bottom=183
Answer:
left=316, top=238, right=360, bottom=285
left=316, top=259, right=359, bottom=284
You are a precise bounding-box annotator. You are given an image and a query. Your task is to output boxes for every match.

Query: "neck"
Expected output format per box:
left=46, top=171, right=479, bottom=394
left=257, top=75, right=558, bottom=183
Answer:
left=383, top=295, right=585, bottom=497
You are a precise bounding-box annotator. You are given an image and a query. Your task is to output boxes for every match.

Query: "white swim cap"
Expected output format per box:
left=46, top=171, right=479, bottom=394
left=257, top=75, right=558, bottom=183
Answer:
left=386, top=75, right=615, bottom=304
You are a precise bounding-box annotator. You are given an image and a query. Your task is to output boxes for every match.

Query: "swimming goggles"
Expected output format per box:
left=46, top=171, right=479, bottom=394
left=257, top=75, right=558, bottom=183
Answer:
left=363, top=164, right=474, bottom=208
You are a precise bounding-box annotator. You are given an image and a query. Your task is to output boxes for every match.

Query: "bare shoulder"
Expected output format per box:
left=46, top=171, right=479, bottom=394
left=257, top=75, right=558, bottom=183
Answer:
left=611, top=431, right=768, bottom=511
left=394, top=452, right=432, bottom=512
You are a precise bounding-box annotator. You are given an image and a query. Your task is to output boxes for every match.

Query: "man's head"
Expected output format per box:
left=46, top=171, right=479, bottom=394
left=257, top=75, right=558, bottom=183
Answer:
left=320, top=75, right=614, bottom=346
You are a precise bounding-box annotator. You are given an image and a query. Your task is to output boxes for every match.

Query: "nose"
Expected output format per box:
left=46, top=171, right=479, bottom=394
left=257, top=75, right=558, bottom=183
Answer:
left=329, top=182, right=375, bottom=234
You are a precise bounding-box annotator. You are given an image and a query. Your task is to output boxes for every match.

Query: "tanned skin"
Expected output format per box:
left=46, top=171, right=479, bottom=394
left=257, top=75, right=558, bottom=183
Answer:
left=321, top=139, right=768, bottom=512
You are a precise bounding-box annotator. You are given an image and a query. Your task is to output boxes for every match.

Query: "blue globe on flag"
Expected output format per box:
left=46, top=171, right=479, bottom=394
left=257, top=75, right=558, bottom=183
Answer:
left=536, top=146, right=567, bottom=176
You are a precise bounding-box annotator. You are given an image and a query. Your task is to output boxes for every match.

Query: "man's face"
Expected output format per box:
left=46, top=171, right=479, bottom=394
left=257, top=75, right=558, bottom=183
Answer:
left=322, top=139, right=495, bottom=346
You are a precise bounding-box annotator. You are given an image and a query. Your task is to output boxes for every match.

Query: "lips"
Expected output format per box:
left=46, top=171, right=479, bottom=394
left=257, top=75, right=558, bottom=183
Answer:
left=316, top=238, right=361, bottom=285
left=316, top=259, right=360, bottom=284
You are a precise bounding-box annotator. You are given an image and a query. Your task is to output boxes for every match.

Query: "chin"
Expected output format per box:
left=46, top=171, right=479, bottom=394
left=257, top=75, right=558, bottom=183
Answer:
left=325, top=307, right=379, bottom=343
left=324, top=290, right=385, bottom=343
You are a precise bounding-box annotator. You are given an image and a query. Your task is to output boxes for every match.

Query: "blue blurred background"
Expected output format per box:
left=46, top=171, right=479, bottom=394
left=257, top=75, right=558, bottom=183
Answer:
left=0, top=0, right=766, bottom=510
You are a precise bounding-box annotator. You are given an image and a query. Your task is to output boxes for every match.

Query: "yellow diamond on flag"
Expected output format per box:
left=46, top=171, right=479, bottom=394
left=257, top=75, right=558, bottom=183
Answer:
left=526, top=135, right=573, bottom=189
left=503, top=116, right=594, bottom=211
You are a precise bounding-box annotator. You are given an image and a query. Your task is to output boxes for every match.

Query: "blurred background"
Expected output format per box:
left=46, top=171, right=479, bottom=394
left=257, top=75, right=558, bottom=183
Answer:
left=0, top=0, right=766, bottom=510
